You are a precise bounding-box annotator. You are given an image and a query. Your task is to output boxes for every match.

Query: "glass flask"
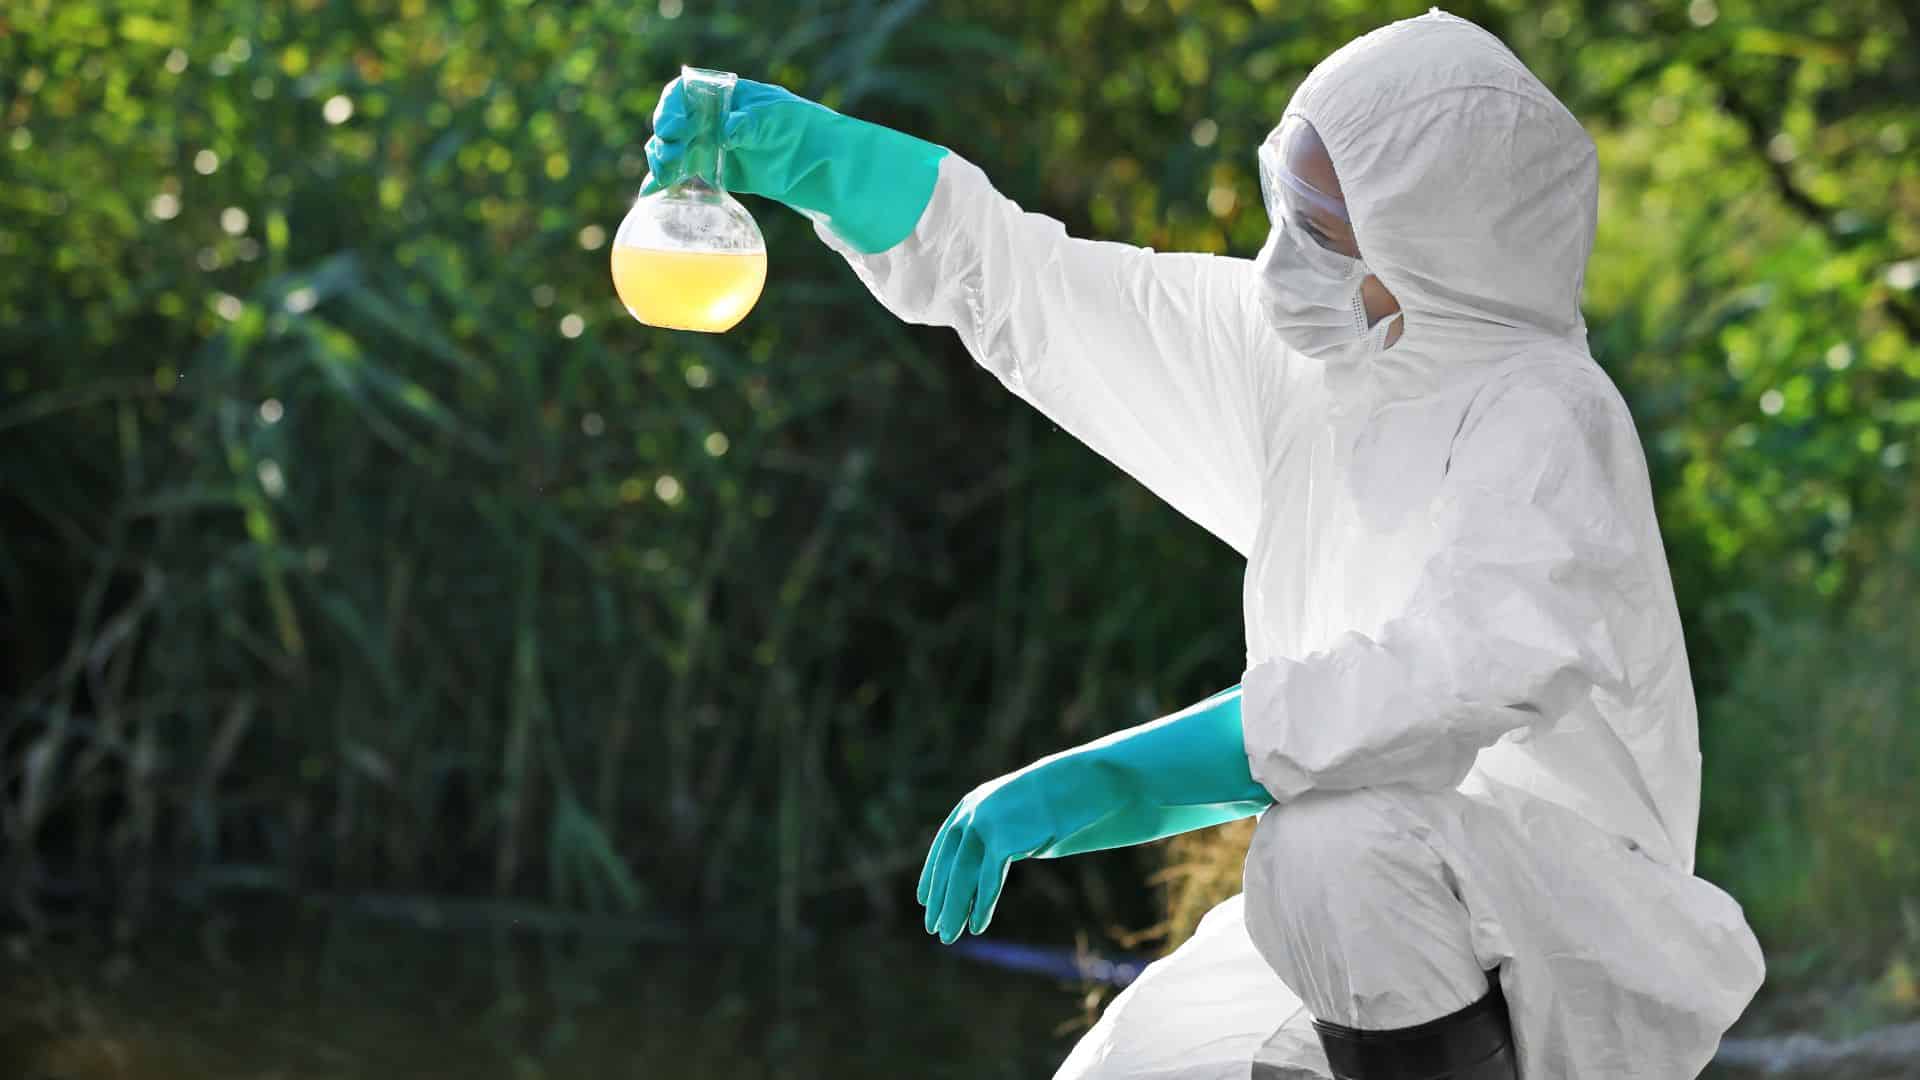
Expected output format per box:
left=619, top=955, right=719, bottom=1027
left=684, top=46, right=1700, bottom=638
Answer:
left=612, top=66, right=768, bottom=333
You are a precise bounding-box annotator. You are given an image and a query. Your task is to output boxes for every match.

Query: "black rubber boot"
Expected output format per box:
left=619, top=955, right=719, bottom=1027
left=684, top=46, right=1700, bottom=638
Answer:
left=1311, top=973, right=1517, bottom=1080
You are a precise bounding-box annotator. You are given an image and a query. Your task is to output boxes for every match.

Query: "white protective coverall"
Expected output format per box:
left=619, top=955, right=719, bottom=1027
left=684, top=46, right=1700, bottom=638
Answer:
left=814, top=9, right=1765, bottom=1079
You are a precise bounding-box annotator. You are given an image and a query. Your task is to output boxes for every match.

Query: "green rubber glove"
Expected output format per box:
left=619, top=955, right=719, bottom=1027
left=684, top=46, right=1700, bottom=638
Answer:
left=918, top=685, right=1273, bottom=944
left=640, top=75, right=949, bottom=255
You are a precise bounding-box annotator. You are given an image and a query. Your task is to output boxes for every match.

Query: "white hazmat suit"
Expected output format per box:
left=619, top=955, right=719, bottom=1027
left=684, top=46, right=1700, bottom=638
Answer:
left=815, top=9, right=1765, bottom=1078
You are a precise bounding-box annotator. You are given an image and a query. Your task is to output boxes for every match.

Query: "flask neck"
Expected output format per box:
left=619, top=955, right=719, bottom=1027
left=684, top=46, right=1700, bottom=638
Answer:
left=680, top=67, right=735, bottom=191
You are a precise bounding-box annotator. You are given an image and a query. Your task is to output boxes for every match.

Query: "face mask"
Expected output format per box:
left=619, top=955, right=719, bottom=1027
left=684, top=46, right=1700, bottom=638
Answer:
left=1254, top=215, right=1375, bottom=361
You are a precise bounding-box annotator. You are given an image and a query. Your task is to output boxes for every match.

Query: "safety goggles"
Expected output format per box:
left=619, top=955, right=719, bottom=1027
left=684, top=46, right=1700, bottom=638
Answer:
left=1257, top=116, right=1356, bottom=256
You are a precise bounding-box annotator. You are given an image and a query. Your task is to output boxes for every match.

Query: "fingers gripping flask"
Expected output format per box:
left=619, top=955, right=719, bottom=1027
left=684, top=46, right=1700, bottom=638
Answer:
left=612, top=67, right=767, bottom=333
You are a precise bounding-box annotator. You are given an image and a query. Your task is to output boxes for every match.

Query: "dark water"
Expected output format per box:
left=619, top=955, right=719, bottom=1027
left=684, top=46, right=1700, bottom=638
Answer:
left=0, top=903, right=1092, bottom=1079
left=5, top=902, right=1855, bottom=1079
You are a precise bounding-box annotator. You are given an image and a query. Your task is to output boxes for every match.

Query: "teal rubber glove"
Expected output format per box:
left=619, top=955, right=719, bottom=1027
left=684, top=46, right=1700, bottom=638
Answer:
left=640, top=75, right=949, bottom=255
left=918, top=685, right=1273, bottom=944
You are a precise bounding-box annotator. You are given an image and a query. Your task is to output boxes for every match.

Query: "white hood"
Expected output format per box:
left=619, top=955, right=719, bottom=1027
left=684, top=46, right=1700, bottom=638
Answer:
left=1270, top=9, right=1600, bottom=397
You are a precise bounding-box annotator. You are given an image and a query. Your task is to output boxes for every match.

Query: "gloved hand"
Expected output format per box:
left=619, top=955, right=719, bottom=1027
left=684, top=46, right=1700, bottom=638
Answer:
left=918, top=685, right=1273, bottom=944
left=641, top=75, right=950, bottom=255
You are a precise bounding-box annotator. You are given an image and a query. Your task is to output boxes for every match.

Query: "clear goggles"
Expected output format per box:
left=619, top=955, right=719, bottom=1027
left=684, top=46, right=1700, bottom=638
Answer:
left=1257, top=116, right=1353, bottom=250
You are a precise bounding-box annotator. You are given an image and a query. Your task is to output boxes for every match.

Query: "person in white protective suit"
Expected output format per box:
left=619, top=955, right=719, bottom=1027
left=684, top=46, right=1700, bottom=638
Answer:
left=645, top=8, right=1768, bottom=1078
left=1059, top=14, right=1764, bottom=1075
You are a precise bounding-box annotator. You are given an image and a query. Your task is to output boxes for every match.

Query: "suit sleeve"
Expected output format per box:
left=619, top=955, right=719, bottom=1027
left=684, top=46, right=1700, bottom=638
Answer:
left=814, top=154, right=1290, bottom=557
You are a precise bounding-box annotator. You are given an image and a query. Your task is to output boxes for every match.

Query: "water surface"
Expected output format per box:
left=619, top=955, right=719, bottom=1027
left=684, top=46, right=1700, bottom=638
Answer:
left=0, top=903, right=1091, bottom=1079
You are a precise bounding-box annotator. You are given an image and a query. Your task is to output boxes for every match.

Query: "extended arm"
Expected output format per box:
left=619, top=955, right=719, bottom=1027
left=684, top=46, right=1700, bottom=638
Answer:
left=917, top=684, right=1271, bottom=943
left=645, top=76, right=1287, bottom=557
left=818, top=156, right=1280, bottom=556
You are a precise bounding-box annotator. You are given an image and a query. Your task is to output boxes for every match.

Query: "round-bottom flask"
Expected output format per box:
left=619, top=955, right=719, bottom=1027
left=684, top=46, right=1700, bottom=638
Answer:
left=612, top=67, right=767, bottom=333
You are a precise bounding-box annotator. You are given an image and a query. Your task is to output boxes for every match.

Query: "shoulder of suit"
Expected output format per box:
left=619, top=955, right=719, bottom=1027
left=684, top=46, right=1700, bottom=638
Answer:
left=1449, top=353, right=1632, bottom=465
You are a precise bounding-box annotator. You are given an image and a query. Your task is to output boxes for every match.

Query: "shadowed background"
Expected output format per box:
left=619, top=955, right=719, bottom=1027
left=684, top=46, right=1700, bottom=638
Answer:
left=2, top=0, right=1917, bottom=1075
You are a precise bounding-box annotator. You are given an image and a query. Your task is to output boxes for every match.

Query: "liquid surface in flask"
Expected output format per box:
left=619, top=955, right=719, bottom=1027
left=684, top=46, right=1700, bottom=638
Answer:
left=611, top=246, right=767, bottom=333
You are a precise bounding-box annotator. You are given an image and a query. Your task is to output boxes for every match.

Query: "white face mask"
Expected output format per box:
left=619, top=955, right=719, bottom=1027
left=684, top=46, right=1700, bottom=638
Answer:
left=1254, top=215, right=1379, bottom=361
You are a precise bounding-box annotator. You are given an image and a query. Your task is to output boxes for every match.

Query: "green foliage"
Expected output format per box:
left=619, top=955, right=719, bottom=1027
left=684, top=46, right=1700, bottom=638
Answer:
left=2, top=0, right=1916, bottom=992
left=0, top=0, right=1245, bottom=934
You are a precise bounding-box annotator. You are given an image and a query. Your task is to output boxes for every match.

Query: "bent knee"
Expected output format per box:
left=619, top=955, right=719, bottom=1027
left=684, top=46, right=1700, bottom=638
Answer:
left=1244, top=787, right=1449, bottom=913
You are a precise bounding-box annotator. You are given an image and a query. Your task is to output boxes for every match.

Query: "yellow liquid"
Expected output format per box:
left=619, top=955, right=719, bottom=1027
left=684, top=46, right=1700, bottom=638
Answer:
left=611, top=246, right=767, bottom=333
